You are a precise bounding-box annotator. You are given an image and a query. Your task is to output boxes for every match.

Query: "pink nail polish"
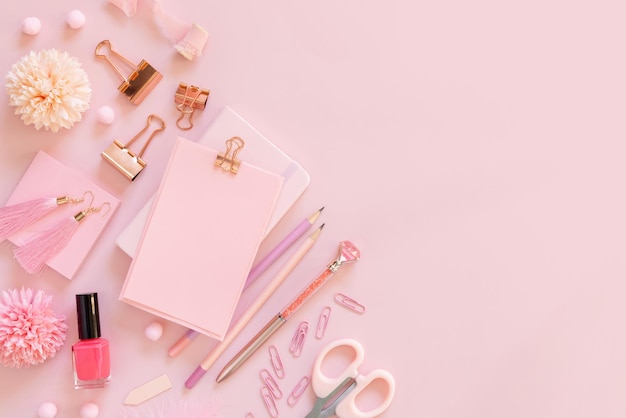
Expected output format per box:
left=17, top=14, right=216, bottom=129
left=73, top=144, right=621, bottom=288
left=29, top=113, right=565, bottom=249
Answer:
left=72, top=293, right=111, bottom=389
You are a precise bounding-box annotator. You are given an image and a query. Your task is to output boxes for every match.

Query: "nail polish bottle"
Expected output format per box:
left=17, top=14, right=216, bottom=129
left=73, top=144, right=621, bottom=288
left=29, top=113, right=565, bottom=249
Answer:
left=72, top=293, right=111, bottom=389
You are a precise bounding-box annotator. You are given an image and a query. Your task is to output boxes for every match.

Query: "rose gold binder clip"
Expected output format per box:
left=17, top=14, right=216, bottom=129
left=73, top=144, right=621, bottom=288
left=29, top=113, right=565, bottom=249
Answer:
left=269, top=345, right=285, bottom=379
left=316, top=305, right=332, bottom=339
left=334, top=293, right=366, bottom=314
left=214, top=136, right=245, bottom=174
left=95, top=40, right=163, bottom=105
left=287, top=375, right=311, bottom=406
left=261, top=385, right=279, bottom=418
left=289, top=321, right=309, bottom=357
left=174, top=83, right=210, bottom=130
left=101, top=114, right=166, bottom=181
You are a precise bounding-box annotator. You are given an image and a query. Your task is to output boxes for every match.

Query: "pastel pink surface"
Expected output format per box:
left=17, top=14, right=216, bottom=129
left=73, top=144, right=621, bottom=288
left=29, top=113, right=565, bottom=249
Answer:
left=120, top=138, right=283, bottom=340
left=5, top=152, right=119, bottom=279
left=0, top=1, right=625, bottom=417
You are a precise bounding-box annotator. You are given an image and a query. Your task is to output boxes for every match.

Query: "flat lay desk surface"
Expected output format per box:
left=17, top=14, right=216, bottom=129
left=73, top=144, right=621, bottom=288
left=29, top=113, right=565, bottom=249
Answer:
left=1, top=1, right=626, bottom=417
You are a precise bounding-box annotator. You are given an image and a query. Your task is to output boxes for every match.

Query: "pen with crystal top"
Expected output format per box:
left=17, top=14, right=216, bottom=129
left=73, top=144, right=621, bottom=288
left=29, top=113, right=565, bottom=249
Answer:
left=168, top=207, right=325, bottom=357
left=216, top=240, right=361, bottom=383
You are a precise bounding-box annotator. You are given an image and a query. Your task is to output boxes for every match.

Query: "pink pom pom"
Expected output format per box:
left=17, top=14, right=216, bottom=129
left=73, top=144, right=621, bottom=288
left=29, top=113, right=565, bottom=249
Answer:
left=38, top=402, right=57, bottom=418
left=22, top=17, right=41, bottom=35
left=66, top=10, right=86, bottom=29
left=96, top=106, right=115, bottom=124
left=80, top=402, right=99, bottom=418
left=145, top=321, right=164, bottom=341
left=0, top=288, right=67, bottom=368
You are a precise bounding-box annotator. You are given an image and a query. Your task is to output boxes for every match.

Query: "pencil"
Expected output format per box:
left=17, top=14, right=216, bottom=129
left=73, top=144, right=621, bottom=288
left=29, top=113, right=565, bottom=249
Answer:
left=167, top=207, right=324, bottom=357
left=215, top=240, right=360, bottom=383
left=184, top=224, right=325, bottom=389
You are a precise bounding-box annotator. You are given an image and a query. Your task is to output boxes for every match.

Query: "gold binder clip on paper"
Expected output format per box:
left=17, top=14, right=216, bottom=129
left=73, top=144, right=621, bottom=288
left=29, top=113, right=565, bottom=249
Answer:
left=175, top=83, right=210, bottom=130
left=95, top=40, right=163, bottom=105
left=101, top=114, right=166, bottom=181
left=215, top=137, right=245, bottom=175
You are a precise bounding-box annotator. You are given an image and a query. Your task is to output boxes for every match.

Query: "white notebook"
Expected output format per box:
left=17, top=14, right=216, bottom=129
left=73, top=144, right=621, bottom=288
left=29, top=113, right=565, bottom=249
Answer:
left=115, top=106, right=310, bottom=257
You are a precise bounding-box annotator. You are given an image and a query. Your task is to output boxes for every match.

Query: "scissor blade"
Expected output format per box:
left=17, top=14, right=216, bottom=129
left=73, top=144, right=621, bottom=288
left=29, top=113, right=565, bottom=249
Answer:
left=306, top=378, right=356, bottom=418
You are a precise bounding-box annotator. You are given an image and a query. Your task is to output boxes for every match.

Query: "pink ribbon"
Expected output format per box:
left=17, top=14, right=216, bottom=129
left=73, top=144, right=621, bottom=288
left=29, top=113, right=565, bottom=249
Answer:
left=108, top=0, right=208, bottom=60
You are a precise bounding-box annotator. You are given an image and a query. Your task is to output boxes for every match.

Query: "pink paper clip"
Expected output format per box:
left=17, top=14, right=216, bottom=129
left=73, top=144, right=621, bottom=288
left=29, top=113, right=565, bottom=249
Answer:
left=261, top=385, right=279, bottom=417
left=334, top=293, right=366, bottom=314
left=316, top=305, right=331, bottom=339
left=289, top=321, right=309, bottom=357
left=287, top=375, right=311, bottom=406
left=260, top=368, right=282, bottom=399
left=269, top=345, right=285, bottom=379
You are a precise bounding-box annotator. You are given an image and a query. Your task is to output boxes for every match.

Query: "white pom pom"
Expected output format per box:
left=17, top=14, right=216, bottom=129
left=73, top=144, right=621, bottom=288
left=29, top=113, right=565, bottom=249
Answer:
left=144, top=321, right=163, bottom=341
left=96, top=106, right=115, bottom=124
left=66, top=10, right=86, bottom=29
left=79, top=402, right=99, bottom=418
left=22, top=17, right=41, bottom=35
left=38, top=402, right=57, bottom=418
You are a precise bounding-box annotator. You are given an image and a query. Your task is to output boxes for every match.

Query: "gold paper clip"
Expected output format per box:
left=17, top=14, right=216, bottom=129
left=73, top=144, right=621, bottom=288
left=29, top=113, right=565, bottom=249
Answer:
left=175, top=83, right=210, bottom=130
left=215, top=136, right=245, bottom=174
left=95, top=40, right=163, bottom=105
left=101, top=114, right=166, bottom=181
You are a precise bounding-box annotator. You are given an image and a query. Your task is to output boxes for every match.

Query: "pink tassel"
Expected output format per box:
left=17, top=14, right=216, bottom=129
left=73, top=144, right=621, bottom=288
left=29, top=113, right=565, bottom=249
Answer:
left=14, top=216, right=80, bottom=274
left=0, top=197, right=58, bottom=242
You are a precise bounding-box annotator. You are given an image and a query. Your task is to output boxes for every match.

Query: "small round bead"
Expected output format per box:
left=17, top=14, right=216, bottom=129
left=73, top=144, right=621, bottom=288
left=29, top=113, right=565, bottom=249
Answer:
left=37, top=402, right=57, bottom=418
left=96, top=106, right=115, bottom=124
left=79, top=402, right=99, bottom=418
left=144, top=321, right=164, bottom=341
left=22, top=17, right=41, bottom=35
left=66, top=10, right=86, bottom=29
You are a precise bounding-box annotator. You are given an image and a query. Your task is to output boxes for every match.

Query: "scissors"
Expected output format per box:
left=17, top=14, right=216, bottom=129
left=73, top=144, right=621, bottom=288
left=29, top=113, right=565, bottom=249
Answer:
left=305, top=338, right=395, bottom=418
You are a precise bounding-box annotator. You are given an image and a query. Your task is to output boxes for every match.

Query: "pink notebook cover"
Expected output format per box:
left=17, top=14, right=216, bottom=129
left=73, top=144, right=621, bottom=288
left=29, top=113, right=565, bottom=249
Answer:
left=119, top=138, right=284, bottom=340
left=6, top=151, right=120, bottom=279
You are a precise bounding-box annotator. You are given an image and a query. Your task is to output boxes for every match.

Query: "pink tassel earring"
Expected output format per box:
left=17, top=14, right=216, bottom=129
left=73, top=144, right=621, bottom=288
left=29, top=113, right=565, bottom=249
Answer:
left=14, top=200, right=111, bottom=274
left=0, top=191, right=92, bottom=242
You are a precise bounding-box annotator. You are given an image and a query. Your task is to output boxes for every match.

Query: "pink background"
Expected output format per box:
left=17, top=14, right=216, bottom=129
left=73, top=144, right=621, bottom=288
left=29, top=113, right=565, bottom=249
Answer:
left=1, top=0, right=625, bottom=417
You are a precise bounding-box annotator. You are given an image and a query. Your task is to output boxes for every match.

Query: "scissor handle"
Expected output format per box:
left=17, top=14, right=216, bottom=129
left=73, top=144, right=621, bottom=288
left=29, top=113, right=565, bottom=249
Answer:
left=335, top=368, right=395, bottom=418
left=312, top=338, right=365, bottom=397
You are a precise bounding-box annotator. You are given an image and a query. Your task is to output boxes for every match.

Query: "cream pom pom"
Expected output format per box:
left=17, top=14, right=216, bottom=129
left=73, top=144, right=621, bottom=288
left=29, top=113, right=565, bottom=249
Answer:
left=6, top=49, right=91, bottom=133
left=37, top=402, right=57, bottom=418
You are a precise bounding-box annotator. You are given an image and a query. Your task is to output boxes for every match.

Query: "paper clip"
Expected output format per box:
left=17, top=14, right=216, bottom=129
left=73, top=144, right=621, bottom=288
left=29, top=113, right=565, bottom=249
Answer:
left=95, top=40, right=162, bottom=105
left=260, top=368, right=282, bottom=399
left=174, top=82, right=210, bottom=130
left=261, top=385, right=279, bottom=418
left=334, top=293, right=366, bottom=314
left=269, top=345, right=285, bottom=379
left=289, top=321, right=309, bottom=357
left=100, top=114, right=166, bottom=181
left=287, top=376, right=310, bottom=406
left=215, top=136, right=245, bottom=174
left=316, top=306, right=332, bottom=339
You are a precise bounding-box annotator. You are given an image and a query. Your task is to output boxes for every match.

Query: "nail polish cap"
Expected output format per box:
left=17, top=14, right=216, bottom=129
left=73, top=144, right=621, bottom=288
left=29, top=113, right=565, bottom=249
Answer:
left=76, top=293, right=101, bottom=340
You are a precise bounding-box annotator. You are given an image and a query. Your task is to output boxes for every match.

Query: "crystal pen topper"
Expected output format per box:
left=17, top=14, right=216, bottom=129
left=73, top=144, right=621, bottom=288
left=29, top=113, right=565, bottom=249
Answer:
left=216, top=241, right=360, bottom=383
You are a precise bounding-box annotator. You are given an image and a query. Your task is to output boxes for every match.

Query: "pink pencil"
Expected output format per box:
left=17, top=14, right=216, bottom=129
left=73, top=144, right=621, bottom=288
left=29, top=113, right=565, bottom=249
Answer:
left=168, top=207, right=324, bottom=357
left=185, top=224, right=324, bottom=389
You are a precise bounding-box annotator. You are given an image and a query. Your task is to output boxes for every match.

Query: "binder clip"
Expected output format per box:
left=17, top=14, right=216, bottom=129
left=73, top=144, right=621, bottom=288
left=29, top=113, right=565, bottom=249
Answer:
left=174, top=83, right=210, bottom=130
left=95, top=40, right=163, bottom=105
left=101, top=114, right=166, bottom=181
left=215, top=136, right=245, bottom=174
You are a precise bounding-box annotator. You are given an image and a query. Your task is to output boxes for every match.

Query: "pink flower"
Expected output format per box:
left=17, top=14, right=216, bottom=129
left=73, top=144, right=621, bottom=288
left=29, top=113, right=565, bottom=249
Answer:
left=0, top=288, right=67, bottom=368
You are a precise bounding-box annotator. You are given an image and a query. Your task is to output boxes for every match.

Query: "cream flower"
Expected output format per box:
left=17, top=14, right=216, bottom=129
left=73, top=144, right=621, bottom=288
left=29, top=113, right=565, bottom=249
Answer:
left=6, top=49, right=91, bottom=133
